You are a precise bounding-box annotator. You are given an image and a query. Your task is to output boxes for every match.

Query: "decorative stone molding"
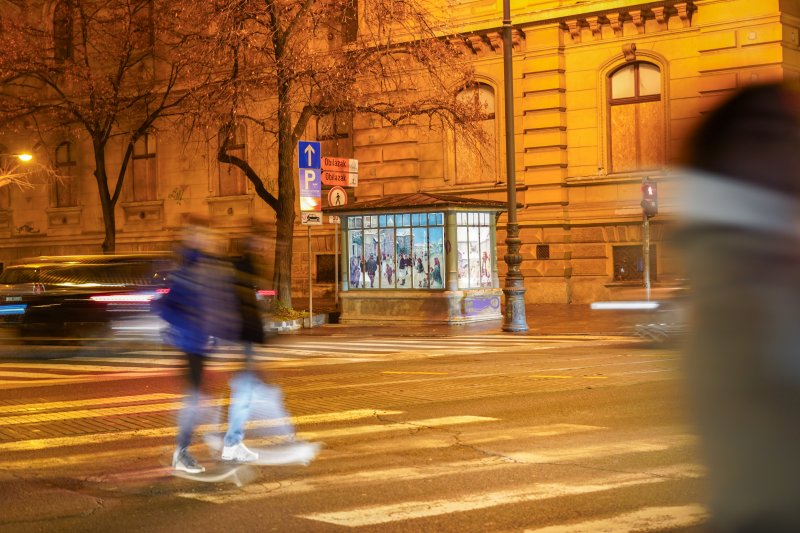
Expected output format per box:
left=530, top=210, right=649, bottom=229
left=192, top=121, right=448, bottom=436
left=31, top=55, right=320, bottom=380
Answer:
left=607, top=13, right=623, bottom=37
left=675, top=2, right=693, bottom=28
left=651, top=6, right=668, bottom=30
left=121, top=199, right=164, bottom=230
left=630, top=10, right=646, bottom=34
left=486, top=31, right=503, bottom=52
left=623, top=43, right=637, bottom=61
left=512, top=28, right=525, bottom=50
left=454, top=28, right=526, bottom=55
left=46, top=206, right=82, bottom=236
left=448, top=37, right=470, bottom=56
left=46, top=206, right=81, bottom=228
left=207, top=195, right=254, bottom=228
left=560, top=2, right=695, bottom=43
left=467, top=35, right=487, bottom=54
left=565, top=19, right=581, bottom=42
left=586, top=16, right=602, bottom=40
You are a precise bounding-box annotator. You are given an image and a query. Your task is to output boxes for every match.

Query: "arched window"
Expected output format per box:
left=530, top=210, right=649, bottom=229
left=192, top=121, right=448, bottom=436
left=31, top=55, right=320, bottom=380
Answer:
left=128, top=134, right=157, bottom=201
left=53, top=0, right=74, bottom=61
left=218, top=124, right=247, bottom=196
left=54, top=141, right=77, bottom=207
left=608, top=62, right=665, bottom=173
left=455, top=83, right=497, bottom=185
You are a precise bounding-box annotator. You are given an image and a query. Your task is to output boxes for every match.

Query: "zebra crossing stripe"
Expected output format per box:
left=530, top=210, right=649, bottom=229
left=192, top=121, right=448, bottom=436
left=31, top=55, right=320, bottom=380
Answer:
left=523, top=504, right=708, bottom=533
left=0, top=414, right=491, bottom=469
left=179, top=434, right=693, bottom=505
left=297, top=464, right=705, bottom=527
left=0, top=362, right=172, bottom=373
left=0, top=393, right=182, bottom=414
left=0, top=409, right=404, bottom=452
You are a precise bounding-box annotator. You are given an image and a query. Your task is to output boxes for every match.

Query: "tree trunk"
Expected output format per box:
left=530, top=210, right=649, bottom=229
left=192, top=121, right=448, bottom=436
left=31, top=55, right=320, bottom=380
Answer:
left=273, top=107, right=297, bottom=307
left=93, top=144, right=116, bottom=253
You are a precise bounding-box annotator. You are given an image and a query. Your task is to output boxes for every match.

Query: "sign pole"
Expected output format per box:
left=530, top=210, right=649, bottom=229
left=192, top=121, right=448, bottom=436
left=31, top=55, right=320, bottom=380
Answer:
left=308, top=225, right=313, bottom=328
left=334, top=219, right=339, bottom=307
left=643, top=212, right=651, bottom=302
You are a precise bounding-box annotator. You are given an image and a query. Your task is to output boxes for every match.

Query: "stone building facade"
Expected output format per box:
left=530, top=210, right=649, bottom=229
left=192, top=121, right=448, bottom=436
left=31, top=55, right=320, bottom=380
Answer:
left=0, top=0, right=797, bottom=304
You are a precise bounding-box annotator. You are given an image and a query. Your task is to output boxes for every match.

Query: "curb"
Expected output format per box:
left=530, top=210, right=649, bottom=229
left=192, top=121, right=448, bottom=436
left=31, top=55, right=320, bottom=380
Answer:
left=265, top=313, right=329, bottom=333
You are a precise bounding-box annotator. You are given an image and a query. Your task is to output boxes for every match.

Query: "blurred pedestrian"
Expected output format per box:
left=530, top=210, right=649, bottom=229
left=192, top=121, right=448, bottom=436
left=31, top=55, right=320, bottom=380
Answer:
left=220, top=239, right=268, bottom=462
left=678, top=81, right=800, bottom=533
left=157, top=219, right=240, bottom=474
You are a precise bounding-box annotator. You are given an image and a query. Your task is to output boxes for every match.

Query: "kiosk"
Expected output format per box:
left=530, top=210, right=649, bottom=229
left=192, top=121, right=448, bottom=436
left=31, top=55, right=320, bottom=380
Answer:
left=325, top=193, right=507, bottom=325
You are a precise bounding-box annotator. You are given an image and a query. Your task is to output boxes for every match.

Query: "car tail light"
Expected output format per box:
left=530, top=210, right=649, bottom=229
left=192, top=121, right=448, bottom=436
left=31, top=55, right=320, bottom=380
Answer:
left=90, top=294, right=155, bottom=303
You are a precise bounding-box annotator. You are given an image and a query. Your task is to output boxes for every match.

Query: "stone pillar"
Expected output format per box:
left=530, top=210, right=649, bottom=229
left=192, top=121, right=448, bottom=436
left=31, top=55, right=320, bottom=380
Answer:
left=445, top=211, right=459, bottom=291
left=340, top=220, right=349, bottom=291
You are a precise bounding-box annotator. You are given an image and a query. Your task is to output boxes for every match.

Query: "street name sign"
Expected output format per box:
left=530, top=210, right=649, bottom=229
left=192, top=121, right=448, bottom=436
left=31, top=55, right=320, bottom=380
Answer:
left=321, top=170, right=358, bottom=187
left=322, top=157, right=358, bottom=173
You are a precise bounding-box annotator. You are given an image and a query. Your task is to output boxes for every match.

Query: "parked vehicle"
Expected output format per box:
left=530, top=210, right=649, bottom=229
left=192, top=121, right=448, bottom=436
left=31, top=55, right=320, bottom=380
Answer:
left=0, top=253, right=175, bottom=338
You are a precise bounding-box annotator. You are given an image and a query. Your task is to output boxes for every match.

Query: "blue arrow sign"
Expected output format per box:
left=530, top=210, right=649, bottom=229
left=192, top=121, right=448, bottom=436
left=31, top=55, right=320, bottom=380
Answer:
left=298, top=140, right=321, bottom=169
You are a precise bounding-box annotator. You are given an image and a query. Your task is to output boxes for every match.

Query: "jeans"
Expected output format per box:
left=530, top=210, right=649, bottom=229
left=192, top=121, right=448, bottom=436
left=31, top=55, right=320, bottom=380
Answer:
left=177, top=352, right=205, bottom=450
left=223, top=345, right=295, bottom=447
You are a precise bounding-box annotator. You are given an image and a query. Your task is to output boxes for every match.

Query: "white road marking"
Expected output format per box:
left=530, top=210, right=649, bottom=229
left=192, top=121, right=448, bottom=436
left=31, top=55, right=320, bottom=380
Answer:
left=505, top=434, right=696, bottom=462
left=524, top=504, right=709, bottom=532
left=179, top=434, right=695, bottom=505
left=0, top=393, right=182, bottom=414
left=0, top=409, right=403, bottom=452
left=471, top=424, right=604, bottom=439
left=298, top=464, right=705, bottom=527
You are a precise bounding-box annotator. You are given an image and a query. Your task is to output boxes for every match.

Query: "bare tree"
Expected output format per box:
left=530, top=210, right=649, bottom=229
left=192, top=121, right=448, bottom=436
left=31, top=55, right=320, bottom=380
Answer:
left=183, top=0, right=487, bottom=306
left=0, top=0, right=208, bottom=252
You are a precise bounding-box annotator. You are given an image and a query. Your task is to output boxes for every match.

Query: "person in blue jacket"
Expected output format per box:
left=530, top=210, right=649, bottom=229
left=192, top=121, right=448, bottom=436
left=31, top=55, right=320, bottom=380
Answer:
left=158, top=221, right=240, bottom=473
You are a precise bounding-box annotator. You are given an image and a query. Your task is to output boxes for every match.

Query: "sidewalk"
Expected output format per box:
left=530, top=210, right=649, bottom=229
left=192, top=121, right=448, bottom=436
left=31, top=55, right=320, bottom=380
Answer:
left=290, top=303, right=661, bottom=337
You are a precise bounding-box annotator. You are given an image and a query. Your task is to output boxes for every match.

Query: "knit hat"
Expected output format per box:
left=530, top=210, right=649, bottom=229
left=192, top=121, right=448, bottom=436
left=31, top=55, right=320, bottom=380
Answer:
left=683, top=82, right=800, bottom=195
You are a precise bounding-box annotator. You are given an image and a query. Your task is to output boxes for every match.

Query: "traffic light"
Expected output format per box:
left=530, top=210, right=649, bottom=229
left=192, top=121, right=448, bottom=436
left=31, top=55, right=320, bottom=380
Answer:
left=641, top=179, right=658, bottom=218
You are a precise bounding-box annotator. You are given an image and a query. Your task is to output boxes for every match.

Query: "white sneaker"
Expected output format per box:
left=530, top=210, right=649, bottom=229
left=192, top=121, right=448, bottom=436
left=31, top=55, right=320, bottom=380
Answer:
left=173, top=448, right=205, bottom=474
left=222, top=442, right=258, bottom=462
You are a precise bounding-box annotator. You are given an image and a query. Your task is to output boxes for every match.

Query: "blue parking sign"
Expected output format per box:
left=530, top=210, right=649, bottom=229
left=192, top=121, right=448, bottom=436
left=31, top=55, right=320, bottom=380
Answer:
left=298, top=168, right=321, bottom=196
left=298, top=141, right=321, bottom=169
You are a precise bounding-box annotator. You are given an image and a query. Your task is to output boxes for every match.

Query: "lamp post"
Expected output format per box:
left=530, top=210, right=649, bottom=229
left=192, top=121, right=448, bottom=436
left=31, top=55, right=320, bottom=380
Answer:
left=501, top=0, right=528, bottom=332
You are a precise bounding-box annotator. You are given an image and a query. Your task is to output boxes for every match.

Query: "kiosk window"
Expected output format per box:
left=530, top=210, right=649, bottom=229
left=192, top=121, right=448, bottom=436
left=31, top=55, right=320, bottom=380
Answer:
left=346, top=213, right=445, bottom=290
left=457, top=212, right=492, bottom=289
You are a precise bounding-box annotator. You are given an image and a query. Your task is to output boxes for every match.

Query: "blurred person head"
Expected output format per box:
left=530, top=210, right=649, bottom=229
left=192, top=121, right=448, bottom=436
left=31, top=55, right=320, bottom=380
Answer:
left=679, top=82, right=800, bottom=232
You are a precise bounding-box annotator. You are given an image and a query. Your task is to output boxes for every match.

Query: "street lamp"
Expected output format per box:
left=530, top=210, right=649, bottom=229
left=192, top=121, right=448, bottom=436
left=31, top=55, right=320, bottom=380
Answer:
left=15, top=153, right=33, bottom=162
left=501, top=0, right=528, bottom=332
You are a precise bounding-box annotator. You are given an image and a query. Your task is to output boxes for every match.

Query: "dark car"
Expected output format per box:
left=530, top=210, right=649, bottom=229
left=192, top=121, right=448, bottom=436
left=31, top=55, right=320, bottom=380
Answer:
left=0, top=253, right=175, bottom=338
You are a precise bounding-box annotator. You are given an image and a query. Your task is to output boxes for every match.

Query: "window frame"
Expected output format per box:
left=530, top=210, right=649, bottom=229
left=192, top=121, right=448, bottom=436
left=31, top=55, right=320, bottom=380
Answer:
left=606, top=61, right=665, bottom=174
left=217, top=123, right=248, bottom=197
left=345, top=212, right=446, bottom=290
left=54, top=141, right=77, bottom=208
left=456, top=211, right=494, bottom=289
left=611, top=244, right=657, bottom=283
left=454, top=82, right=498, bottom=185
left=129, top=133, right=158, bottom=202
left=53, top=0, right=74, bottom=62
